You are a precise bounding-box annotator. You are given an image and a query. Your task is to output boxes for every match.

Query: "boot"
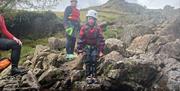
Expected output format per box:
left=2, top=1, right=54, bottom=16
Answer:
left=11, top=67, right=27, bottom=76
left=86, top=76, right=93, bottom=84
left=92, top=77, right=98, bottom=84
left=66, top=54, right=75, bottom=61
left=85, top=64, right=91, bottom=77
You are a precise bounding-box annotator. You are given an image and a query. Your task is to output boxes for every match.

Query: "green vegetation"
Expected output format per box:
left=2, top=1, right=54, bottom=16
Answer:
left=5, top=10, right=63, bottom=40
left=104, top=27, right=124, bottom=39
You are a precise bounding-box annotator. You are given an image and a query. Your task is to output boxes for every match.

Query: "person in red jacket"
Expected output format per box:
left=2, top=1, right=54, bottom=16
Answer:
left=77, top=10, right=105, bottom=84
left=63, top=0, right=80, bottom=60
left=0, top=14, right=25, bottom=75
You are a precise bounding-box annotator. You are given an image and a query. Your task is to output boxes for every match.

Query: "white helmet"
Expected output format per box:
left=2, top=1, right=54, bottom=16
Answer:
left=86, top=10, right=97, bottom=19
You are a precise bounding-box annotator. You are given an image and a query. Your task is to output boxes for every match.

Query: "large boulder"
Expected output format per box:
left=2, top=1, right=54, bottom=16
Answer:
left=105, top=38, right=124, bottom=51
left=120, top=24, right=154, bottom=46
left=105, top=38, right=130, bottom=56
left=154, top=54, right=180, bottom=91
left=104, top=51, right=123, bottom=62
left=159, top=39, right=180, bottom=60
left=38, top=67, right=67, bottom=87
left=48, top=37, right=66, bottom=50
left=98, top=56, right=159, bottom=90
left=126, top=34, right=158, bottom=54
left=147, top=35, right=175, bottom=55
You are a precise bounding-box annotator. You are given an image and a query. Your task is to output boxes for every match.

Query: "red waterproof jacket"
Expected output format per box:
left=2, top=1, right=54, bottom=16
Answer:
left=0, top=15, right=14, bottom=39
left=77, top=24, right=105, bottom=52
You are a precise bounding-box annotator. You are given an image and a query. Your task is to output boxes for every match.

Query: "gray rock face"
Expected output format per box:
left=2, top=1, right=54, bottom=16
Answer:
left=105, top=38, right=124, bottom=51
left=158, top=16, right=180, bottom=39
left=104, top=51, right=124, bottom=62
left=105, top=38, right=130, bottom=57
left=1, top=37, right=180, bottom=91
left=0, top=42, right=160, bottom=91
left=120, top=24, right=154, bottom=46
left=159, top=39, right=180, bottom=60
left=127, top=34, right=158, bottom=54
left=38, top=67, right=65, bottom=85
left=0, top=71, right=40, bottom=91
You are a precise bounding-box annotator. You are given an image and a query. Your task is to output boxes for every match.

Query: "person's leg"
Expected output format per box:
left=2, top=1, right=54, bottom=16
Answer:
left=85, top=47, right=98, bottom=84
left=66, top=35, right=77, bottom=59
left=0, top=38, right=25, bottom=75
left=70, top=37, right=76, bottom=54
left=66, top=35, right=72, bottom=55
left=84, top=48, right=94, bottom=84
left=69, top=22, right=78, bottom=55
left=84, top=47, right=91, bottom=77
left=70, top=22, right=80, bottom=55
left=90, top=48, right=98, bottom=83
left=91, top=48, right=98, bottom=77
left=0, top=38, right=21, bottom=68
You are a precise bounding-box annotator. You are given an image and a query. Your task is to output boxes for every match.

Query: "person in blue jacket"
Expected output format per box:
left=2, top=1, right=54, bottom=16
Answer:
left=63, top=0, right=80, bottom=60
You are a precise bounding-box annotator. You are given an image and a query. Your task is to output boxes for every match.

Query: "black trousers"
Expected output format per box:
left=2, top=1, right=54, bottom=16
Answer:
left=0, top=38, right=21, bottom=68
left=84, top=46, right=98, bottom=77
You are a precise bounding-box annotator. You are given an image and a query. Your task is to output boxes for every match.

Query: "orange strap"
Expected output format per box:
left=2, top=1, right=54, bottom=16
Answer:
left=0, top=58, right=11, bottom=71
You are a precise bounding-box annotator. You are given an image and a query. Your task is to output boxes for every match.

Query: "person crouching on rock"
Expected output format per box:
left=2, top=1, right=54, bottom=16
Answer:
left=77, top=10, right=105, bottom=84
left=0, top=14, right=26, bottom=76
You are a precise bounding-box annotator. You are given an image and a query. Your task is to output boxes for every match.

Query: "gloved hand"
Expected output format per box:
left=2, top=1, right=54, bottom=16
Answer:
left=78, top=50, right=83, bottom=55
left=99, top=51, right=104, bottom=57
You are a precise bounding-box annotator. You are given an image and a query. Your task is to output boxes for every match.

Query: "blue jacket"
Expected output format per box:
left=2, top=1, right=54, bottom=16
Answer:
left=63, top=6, right=80, bottom=37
